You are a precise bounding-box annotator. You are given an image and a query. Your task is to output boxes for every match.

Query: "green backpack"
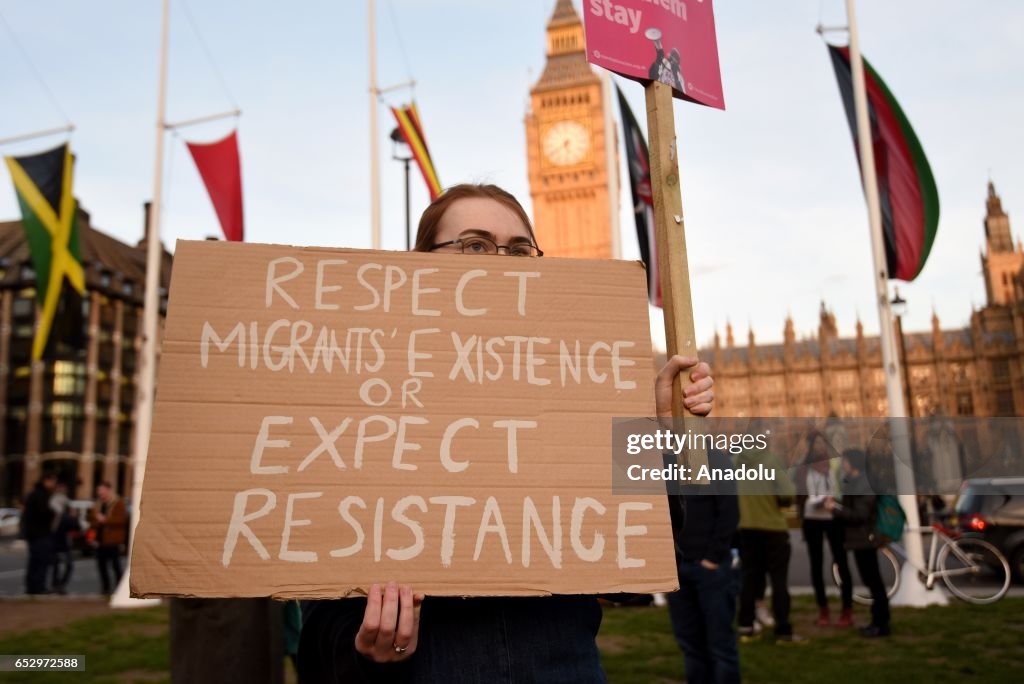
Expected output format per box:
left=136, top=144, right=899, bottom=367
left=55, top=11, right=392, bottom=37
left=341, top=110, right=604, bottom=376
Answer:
left=875, top=494, right=906, bottom=545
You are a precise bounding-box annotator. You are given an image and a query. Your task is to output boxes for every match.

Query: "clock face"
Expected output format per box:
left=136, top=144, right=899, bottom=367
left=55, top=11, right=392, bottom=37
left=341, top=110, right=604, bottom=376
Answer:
left=542, top=120, right=590, bottom=167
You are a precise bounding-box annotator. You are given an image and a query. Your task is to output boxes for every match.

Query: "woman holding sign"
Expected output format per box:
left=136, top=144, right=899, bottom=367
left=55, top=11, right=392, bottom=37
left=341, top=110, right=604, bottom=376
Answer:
left=298, top=184, right=715, bottom=683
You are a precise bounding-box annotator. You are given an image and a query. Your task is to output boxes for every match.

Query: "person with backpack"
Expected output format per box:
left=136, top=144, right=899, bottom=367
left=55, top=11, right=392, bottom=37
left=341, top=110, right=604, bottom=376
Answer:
left=825, top=449, right=890, bottom=638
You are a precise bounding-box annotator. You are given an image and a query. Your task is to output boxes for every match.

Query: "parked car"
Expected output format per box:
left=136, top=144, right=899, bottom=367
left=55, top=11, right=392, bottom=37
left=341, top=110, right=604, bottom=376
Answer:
left=0, top=507, right=21, bottom=537
left=952, top=477, right=1024, bottom=582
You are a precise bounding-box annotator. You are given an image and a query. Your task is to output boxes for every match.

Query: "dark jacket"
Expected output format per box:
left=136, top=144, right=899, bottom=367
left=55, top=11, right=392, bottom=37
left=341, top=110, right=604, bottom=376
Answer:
left=668, top=451, right=739, bottom=566
left=52, top=509, right=80, bottom=552
left=831, top=472, right=878, bottom=551
left=298, top=595, right=604, bottom=684
left=22, top=483, right=55, bottom=541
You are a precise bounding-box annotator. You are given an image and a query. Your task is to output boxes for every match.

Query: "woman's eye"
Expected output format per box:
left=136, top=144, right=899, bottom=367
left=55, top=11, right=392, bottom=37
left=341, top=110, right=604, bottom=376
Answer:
left=464, top=240, right=488, bottom=253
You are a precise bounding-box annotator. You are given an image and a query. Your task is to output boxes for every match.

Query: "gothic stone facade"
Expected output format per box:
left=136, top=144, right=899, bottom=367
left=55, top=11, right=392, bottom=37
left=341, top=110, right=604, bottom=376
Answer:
left=705, top=183, right=1024, bottom=419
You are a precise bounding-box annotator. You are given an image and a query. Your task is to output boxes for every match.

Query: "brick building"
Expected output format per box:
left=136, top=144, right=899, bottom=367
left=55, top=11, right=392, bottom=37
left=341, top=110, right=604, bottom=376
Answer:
left=0, top=205, right=170, bottom=504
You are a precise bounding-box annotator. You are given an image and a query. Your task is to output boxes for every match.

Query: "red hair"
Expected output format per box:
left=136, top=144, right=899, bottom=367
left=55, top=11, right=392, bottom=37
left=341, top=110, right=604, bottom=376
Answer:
left=412, top=184, right=537, bottom=252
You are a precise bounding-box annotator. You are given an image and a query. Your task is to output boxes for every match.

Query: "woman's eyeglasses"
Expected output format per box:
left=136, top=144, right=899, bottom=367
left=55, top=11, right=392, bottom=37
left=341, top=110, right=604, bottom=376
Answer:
left=430, top=234, right=544, bottom=257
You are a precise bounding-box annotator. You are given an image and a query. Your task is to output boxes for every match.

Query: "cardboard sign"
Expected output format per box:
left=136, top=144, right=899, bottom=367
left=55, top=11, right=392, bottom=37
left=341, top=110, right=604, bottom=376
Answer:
left=130, top=241, right=678, bottom=599
left=584, top=0, right=725, bottom=109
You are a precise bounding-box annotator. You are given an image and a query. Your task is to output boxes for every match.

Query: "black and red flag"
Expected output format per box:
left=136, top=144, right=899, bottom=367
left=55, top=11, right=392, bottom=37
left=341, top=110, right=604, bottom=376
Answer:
left=616, top=85, right=661, bottom=307
left=828, top=45, right=939, bottom=282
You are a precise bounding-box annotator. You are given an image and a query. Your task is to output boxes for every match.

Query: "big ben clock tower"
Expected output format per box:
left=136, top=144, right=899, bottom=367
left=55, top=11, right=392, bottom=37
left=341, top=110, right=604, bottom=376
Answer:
left=526, top=0, right=616, bottom=259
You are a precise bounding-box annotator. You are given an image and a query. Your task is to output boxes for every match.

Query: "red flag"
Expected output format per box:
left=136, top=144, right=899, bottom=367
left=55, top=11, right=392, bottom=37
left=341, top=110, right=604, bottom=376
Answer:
left=186, top=130, right=245, bottom=242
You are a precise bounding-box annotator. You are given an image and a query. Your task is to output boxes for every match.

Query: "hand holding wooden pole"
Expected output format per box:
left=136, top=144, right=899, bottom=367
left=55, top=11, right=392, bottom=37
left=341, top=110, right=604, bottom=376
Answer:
left=645, top=80, right=708, bottom=475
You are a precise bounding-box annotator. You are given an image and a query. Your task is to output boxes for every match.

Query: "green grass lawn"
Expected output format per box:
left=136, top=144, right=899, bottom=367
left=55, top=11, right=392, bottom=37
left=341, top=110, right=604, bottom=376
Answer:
left=0, top=596, right=1022, bottom=682
left=599, top=595, right=1024, bottom=683
left=0, top=606, right=169, bottom=684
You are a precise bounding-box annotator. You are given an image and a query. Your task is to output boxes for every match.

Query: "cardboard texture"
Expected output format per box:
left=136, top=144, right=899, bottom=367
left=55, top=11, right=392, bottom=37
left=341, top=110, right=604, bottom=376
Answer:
left=131, top=240, right=678, bottom=599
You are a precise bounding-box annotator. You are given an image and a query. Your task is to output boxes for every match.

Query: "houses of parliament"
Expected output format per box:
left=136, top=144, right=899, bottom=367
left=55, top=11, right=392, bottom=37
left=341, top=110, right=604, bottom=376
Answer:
left=703, top=181, right=1023, bottom=419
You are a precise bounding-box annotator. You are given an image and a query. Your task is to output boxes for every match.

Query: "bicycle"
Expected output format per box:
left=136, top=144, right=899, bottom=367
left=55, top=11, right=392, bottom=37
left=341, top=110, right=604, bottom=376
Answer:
left=833, top=523, right=1011, bottom=605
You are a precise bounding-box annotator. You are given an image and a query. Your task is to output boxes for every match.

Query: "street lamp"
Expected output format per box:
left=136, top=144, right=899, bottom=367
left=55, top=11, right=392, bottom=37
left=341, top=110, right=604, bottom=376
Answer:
left=890, top=288, right=912, bottom=416
left=390, top=127, right=414, bottom=250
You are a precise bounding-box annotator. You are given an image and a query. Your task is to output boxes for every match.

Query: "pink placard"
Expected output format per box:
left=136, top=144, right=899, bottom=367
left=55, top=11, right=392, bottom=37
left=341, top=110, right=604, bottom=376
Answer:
left=583, top=0, right=725, bottom=109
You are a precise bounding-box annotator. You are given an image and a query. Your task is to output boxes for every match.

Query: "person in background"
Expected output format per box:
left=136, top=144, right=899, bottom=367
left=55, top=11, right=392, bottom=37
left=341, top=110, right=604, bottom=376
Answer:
left=735, top=448, right=802, bottom=643
left=666, top=449, right=741, bottom=684
left=826, top=449, right=890, bottom=638
left=795, top=432, right=853, bottom=627
left=23, top=472, right=58, bottom=594
left=88, top=481, right=127, bottom=595
left=50, top=482, right=78, bottom=594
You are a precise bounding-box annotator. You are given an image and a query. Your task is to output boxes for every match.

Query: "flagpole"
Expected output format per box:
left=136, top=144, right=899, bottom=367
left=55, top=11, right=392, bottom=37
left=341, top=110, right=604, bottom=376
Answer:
left=0, top=125, right=75, bottom=147
left=368, top=0, right=381, bottom=250
left=601, top=71, right=622, bottom=260
left=844, top=0, right=942, bottom=607
left=111, top=0, right=169, bottom=609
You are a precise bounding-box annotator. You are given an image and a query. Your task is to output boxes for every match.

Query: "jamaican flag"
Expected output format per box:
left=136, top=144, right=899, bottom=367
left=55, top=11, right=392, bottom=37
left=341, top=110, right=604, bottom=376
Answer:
left=4, top=143, right=85, bottom=359
left=828, top=45, right=939, bottom=282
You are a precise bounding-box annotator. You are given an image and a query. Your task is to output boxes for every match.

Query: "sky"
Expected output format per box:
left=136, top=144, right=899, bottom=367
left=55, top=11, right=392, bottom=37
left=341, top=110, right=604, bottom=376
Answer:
left=2, top=0, right=1022, bottom=351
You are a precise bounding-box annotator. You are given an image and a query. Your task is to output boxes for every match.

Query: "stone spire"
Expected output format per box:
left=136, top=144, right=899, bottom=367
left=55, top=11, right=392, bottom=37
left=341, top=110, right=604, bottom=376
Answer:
left=932, top=307, right=943, bottom=351
left=549, top=0, right=578, bottom=25
left=980, top=180, right=1023, bottom=306
left=985, top=180, right=1013, bottom=253
left=818, top=300, right=838, bottom=341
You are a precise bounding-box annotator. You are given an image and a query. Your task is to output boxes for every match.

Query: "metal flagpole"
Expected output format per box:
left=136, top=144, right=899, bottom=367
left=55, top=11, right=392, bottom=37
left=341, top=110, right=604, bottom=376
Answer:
left=844, top=0, right=944, bottom=606
left=369, top=0, right=381, bottom=249
left=111, top=0, right=170, bottom=608
left=0, top=125, right=75, bottom=147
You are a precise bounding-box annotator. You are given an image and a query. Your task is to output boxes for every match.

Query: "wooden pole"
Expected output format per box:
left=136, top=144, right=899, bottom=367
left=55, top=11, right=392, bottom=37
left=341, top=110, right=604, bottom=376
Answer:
left=644, top=80, right=706, bottom=473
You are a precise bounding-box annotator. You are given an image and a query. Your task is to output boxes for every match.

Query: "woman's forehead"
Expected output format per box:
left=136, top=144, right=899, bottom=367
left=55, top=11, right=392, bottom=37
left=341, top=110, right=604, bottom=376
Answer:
left=436, top=197, right=531, bottom=241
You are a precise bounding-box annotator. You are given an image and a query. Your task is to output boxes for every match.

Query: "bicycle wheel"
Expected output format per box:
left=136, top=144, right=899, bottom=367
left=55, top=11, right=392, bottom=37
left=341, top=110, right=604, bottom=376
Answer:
left=938, top=537, right=1011, bottom=604
left=833, top=546, right=900, bottom=605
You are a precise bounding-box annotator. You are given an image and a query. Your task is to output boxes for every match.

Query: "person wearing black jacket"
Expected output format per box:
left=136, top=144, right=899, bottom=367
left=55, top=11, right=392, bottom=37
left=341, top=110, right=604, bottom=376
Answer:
left=22, top=472, right=57, bottom=594
left=296, top=184, right=718, bottom=684
left=666, top=450, right=741, bottom=683
left=825, top=449, right=890, bottom=638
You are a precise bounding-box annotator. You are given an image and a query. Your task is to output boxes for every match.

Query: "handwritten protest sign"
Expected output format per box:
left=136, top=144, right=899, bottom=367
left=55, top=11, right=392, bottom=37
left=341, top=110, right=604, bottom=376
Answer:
left=130, top=240, right=678, bottom=598
left=584, top=0, right=724, bottom=108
